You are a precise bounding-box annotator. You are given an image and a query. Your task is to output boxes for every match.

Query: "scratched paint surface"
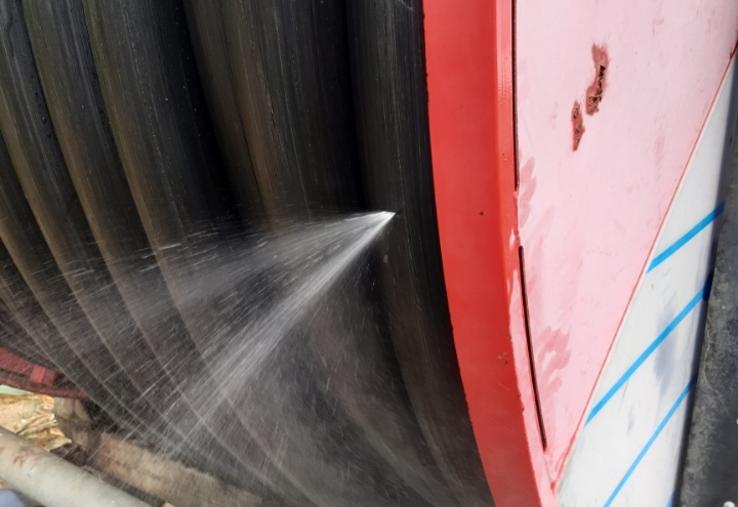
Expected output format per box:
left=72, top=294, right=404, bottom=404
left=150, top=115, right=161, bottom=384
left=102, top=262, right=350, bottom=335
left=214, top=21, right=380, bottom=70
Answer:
left=558, top=58, right=737, bottom=505
left=516, top=0, right=738, bottom=477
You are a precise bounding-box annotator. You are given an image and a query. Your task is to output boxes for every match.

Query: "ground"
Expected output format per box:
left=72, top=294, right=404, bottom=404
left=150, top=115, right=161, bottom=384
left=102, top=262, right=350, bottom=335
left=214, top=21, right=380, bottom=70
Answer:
left=0, top=386, right=69, bottom=490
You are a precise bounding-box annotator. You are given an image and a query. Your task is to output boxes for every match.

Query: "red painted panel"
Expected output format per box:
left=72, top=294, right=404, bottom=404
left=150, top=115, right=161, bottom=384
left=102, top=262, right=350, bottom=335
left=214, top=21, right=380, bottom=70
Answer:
left=0, top=347, right=83, bottom=398
left=516, top=0, right=738, bottom=478
left=423, top=1, right=554, bottom=504
left=0, top=371, right=84, bottom=399
left=0, top=347, right=51, bottom=378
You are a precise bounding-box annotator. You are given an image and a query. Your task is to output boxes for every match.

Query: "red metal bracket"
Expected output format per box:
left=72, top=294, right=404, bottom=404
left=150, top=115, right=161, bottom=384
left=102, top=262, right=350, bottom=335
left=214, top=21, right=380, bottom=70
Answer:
left=0, top=347, right=84, bottom=399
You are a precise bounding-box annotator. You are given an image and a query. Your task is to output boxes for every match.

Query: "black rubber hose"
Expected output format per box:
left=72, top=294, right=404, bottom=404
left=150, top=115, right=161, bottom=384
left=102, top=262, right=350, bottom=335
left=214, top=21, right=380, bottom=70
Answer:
left=81, top=1, right=304, bottom=502
left=0, top=1, right=494, bottom=504
left=347, top=1, right=494, bottom=505
left=20, top=0, right=264, bottom=493
left=0, top=0, right=186, bottom=449
left=211, top=1, right=451, bottom=504
left=0, top=287, right=54, bottom=370
left=0, top=132, right=150, bottom=441
left=183, top=0, right=263, bottom=218
left=218, top=0, right=362, bottom=220
left=0, top=240, right=91, bottom=377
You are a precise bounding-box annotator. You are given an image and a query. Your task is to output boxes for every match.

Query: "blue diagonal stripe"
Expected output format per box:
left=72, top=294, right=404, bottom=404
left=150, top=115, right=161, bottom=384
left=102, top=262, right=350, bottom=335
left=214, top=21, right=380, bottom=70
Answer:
left=603, top=379, right=694, bottom=507
left=586, top=276, right=710, bottom=425
left=648, top=203, right=724, bottom=272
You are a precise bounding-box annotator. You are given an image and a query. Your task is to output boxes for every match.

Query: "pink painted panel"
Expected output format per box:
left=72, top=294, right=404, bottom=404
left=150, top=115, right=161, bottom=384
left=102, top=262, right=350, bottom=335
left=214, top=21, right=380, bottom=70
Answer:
left=516, top=0, right=738, bottom=478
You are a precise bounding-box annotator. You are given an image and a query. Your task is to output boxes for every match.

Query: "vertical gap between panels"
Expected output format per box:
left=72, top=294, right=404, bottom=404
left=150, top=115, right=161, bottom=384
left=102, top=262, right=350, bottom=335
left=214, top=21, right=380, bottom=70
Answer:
left=518, top=245, right=548, bottom=450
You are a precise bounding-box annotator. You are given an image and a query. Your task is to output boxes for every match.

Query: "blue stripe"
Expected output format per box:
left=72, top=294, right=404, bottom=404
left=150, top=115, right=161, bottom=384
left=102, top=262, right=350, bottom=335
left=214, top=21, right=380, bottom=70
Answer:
left=603, top=379, right=694, bottom=507
left=648, top=203, right=724, bottom=272
left=586, top=278, right=709, bottom=424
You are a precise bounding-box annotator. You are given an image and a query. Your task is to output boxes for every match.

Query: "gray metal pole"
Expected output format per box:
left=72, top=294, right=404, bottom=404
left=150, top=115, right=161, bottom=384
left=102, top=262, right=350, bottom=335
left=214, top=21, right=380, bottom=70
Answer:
left=0, top=426, right=148, bottom=507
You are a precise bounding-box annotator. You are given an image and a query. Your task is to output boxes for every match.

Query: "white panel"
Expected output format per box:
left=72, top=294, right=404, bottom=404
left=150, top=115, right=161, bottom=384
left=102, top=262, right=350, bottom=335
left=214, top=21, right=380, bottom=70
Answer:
left=558, top=57, right=737, bottom=506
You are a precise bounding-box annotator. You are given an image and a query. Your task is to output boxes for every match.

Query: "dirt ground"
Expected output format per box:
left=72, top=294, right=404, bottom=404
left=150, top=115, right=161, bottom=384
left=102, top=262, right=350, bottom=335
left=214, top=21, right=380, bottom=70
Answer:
left=0, top=388, right=69, bottom=490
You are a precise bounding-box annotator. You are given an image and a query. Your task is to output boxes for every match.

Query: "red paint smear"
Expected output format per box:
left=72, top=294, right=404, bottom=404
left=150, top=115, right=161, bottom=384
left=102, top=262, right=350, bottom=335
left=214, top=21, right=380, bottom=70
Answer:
left=571, top=101, right=585, bottom=151
left=585, top=45, right=609, bottom=115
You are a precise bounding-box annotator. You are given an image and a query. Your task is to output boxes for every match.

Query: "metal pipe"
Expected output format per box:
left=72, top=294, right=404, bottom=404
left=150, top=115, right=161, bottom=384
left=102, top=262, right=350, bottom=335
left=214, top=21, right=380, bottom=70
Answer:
left=0, top=426, right=148, bottom=507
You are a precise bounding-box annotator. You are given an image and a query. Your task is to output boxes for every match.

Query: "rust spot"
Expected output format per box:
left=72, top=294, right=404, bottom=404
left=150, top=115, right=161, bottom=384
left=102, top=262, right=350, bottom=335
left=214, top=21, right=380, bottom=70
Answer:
left=12, top=446, right=34, bottom=467
left=571, top=101, right=585, bottom=151
left=585, top=44, right=609, bottom=115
